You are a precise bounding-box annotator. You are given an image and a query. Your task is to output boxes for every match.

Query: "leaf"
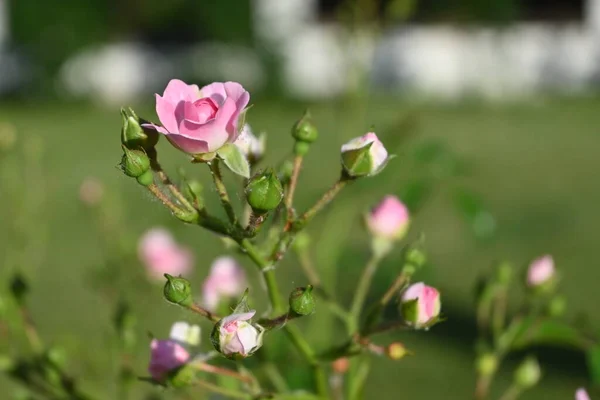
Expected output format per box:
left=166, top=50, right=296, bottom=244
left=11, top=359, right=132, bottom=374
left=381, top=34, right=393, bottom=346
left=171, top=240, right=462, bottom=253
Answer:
left=511, top=319, right=592, bottom=351
left=217, top=143, right=250, bottom=179
left=233, top=288, right=251, bottom=314
left=586, top=345, right=600, bottom=384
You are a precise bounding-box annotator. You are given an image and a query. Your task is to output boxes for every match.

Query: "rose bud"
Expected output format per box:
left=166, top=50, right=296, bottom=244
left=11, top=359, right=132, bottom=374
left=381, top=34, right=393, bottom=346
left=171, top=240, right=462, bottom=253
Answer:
left=201, top=257, right=247, bottom=312
left=210, top=310, right=264, bottom=359
left=120, top=145, right=150, bottom=178
left=143, top=79, right=250, bottom=157
left=121, top=107, right=158, bottom=151
left=291, top=110, right=318, bottom=156
left=400, top=282, right=441, bottom=329
left=245, top=169, right=283, bottom=214
left=386, top=342, right=408, bottom=360
left=366, top=195, right=410, bottom=241
left=576, top=388, right=591, bottom=400
left=526, top=254, right=556, bottom=289
left=234, top=124, right=265, bottom=164
left=148, top=339, right=190, bottom=383
left=514, top=356, right=541, bottom=389
left=163, top=274, right=193, bottom=307
left=476, top=353, right=498, bottom=377
left=138, top=228, right=193, bottom=281
left=289, top=285, right=316, bottom=316
left=341, top=132, right=389, bottom=178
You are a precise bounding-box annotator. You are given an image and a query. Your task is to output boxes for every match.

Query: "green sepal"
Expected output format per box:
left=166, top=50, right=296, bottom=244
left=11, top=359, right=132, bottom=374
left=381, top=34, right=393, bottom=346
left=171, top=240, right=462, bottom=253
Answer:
left=217, top=143, right=250, bottom=179
left=341, top=142, right=373, bottom=177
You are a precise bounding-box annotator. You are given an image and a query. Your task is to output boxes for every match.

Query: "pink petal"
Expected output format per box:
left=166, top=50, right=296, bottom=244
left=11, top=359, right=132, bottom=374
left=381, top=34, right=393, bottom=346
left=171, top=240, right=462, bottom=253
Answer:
left=141, top=122, right=169, bottom=135
left=177, top=97, right=237, bottom=152
left=200, top=82, right=228, bottom=105
left=165, top=133, right=210, bottom=154
left=236, top=325, right=258, bottom=354
left=155, top=94, right=179, bottom=133
left=162, top=79, right=200, bottom=103
left=221, top=311, right=256, bottom=327
left=576, top=388, right=591, bottom=400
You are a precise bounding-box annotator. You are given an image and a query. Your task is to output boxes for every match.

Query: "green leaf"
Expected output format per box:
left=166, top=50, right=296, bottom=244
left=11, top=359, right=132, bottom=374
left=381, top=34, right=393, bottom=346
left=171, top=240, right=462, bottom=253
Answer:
left=511, top=319, right=592, bottom=351
left=586, top=345, right=600, bottom=384
left=233, top=288, right=251, bottom=314
left=217, top=143, right=250, bottom=179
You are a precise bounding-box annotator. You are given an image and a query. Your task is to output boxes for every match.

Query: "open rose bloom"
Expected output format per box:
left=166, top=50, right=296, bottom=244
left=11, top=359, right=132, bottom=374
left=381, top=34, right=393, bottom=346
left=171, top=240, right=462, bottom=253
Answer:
left=527, top=254, right=555, bottom=288
left=138, top=228, right=193, bottom=280
left=144, top=79, right=250, bottom=156
left=211, top=310, right=263, bottom=359
left=401, top=282, right=441, bottom=329
left=366, top=195, right=410, bottom=240
left=202, top=256, right=247, bottom=311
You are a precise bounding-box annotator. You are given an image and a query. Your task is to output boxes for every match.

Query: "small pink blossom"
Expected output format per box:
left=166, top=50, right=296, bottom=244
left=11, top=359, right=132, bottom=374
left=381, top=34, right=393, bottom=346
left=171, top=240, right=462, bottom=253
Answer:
left=79, top=177, right=104, bottom=206
left=202, top=257, right=246, bottom=311
left=216, top=310, right=262, bottom=357
left=144, top=79, right=250, bottom=155
left=576, top=388, right=591, bottom=400
left=148, top=339, right=190, bottom=382
left=366, top=195, right=410, bottom=240
left=138, top=228, right=193, bottom=280
left=401, top=282, right=441, bottom=328
left=341, top=132, right=388, bottom=175
left=527, top=255, right=555, bottom=287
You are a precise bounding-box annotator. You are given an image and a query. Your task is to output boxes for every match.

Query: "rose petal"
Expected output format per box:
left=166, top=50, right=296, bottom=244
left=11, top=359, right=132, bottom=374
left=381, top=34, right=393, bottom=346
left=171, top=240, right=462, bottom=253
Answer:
left=200, top=82, right=228, bottom=105
left=165, top=133, right=210, bottom=154
left=162, top=79, right=200, bottom=103
left=155, top=94, right=179, bottom=133
left=236, top=324, right=258, bottom=354
left=141, top=122, right=169, bottom=135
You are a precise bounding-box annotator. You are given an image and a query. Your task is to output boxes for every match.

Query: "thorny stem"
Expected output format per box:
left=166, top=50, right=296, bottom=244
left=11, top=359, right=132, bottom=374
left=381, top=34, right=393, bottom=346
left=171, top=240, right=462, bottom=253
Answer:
left=284, top=155, right=304, bottom=224
left=292, top=176, right=350, bottom=232
left=193, top=363, right=253, bottom=383
left=195, top=380, right=251, bottom=399
left=150, top=157, right=195, bottom=212
left=208, top=159, right=238, bottom=225
left=188, top=303, right=221, bottom=323
left=146, top=183, right=194, bottom=219
left=349, top=254, right=382, bottom=333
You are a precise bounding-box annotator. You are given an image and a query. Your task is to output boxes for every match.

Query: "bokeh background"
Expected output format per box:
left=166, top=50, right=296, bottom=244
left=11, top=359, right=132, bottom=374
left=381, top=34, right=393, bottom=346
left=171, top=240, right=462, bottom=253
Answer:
left=1, top=0, right=600, bottom=398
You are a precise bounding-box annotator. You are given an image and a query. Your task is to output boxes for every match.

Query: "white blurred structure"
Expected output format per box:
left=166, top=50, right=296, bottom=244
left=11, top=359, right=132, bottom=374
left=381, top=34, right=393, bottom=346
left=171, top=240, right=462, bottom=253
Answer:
left=253, top=0, right=600, bottom=100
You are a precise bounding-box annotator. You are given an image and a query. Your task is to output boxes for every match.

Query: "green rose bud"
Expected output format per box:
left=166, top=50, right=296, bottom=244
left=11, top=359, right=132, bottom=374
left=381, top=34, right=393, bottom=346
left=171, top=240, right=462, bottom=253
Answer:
left=341, top=133, right=389, bottom=178
left=476, top=353, right=498, bottom=377
left=120, top=146, right=151, bottom=178
left=289, top=285, right=316, bottom=316
left=514, top=356, right=541, bottom=389
left=292, top=110, right=318, bottom=144
left=163, top=274, right=192, bottom=307
left=245, top=169, right=284, bottom=214
left=136, top=170, right=154, bottom=187
left=121, top=107, right=158, bottom=150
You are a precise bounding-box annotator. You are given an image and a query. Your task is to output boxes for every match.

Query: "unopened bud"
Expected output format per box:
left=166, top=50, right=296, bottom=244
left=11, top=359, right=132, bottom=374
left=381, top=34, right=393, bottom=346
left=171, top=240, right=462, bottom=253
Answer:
left=366, top=195, right=410, bottom=241
left=245, top=170, right=283, bottom=214
left=120, top=146, right=150, bottom=178
left=526, top=255, right=556, bottom=291
left=514, top=356, right=541, bottom=389
left=292, top=110, right=318, bottom=145
left=341, top=132, right=389, bottom=178
left=289, top=285, right=316, bottom=316
left=136, top=170, right=154, bottom=187
left=476, top=353, right=498, bottom=377
left=163, top=274, right=193, bottom=307
left=121, top=107, right=158, bottom=150
left=386, top=342, right=408, bottom=360
left=400, top=282, right=441, bottom=329
left=211, top=310, right=264, bottom=359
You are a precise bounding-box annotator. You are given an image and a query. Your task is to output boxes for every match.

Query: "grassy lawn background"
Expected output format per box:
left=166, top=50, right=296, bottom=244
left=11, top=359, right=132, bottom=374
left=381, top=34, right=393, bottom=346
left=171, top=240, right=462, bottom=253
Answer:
left=0, top=96, right=599, bottom=398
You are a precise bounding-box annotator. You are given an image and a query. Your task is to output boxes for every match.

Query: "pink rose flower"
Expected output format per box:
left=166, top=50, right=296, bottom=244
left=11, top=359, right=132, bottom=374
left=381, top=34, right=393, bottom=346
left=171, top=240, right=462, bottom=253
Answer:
left=527, top=255, right=555, bottom=287
left=138, top=228, right=193, bottom=280
left=202, top=257, right=246, bottom=311
left=366, top=195, right=410, bottom=240
left=214, top=310, right=263, bottom=358
left=144, top=79, right=250, bottom=155
left=576, top=388, right=591, bottom=400
left=401, top=282, right=441, bottom=328
left=148, top=339, right=190, bottom=382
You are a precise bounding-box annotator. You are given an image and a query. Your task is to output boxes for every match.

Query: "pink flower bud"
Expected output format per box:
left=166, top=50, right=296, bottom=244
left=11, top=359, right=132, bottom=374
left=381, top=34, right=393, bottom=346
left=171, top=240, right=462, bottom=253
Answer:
left=576, top=388, right=591, bottom=400
left=79, top=177, right=104, bottom=206
left=148, top=339, right=190, bottom=382
left=234, top=124, right=264, bottom=162
left=143, top=79, right=250, bottom=155
left=212, top=310, right=263, bottom=358
left=401, top=282, right=441, bottom=328
left=527, top=255, right=555, bottom=287
left=341, top=132, right=389, bottom=177
left=201, top=257, right=246, bottom=311
left=366, top=195, right=410, bottom=240
left=138, top=228, right=193, bottom=281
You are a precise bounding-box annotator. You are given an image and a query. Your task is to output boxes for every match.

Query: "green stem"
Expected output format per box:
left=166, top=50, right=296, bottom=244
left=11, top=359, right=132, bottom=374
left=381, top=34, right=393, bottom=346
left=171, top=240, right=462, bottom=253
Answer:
left=150, top=157, right=195, bottom=212
left=349, top=254, right=382, bottom=333
left=285, top=155, right=304, bottom=221
left=263, top=362, right=290, bottom=393
left=292, top=176, right=350, bottom=232
left=361, top=270, right=409, bottom=335
left=348, top=357, right=371, bottom=400
left=196, top=380, right=251, bottom=399
left=188, top=302, right=221, bottom=323
left=208, top=159, right=238, bottom=225
left=147, top=183, right=199, bottom=223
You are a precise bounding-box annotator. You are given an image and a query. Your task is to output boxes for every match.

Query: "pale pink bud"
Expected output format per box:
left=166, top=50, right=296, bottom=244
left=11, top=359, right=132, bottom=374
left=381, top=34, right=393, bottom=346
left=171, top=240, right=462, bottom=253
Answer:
left=366, top=195, right=410, bottom=240
left=148, top=339, right=190, bottom=382
left=138, top=228, right=193, bottom=281
left=234, top=124, right=265, bottom=161
left=79, top=177, right=104, bottom=206
left=340, top=132, right=389, bottom=177
left=576, top=388, right=591, bottom=400
left=401, top=282, right=441, bottom=328
left=213, top=310, right=263, bottom=358
left=527, top=255, right=555, bottom=287
left=143, top=79, right=250, bottom=155
left=201, top=257, right=246, bottom=311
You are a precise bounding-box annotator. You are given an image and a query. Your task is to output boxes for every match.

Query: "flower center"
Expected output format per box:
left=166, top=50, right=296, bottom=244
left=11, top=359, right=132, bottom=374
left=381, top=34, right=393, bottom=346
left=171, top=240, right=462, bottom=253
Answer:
left=223, top=321, right=238, bottom=333
left=192, top=98, right=218, bottom=124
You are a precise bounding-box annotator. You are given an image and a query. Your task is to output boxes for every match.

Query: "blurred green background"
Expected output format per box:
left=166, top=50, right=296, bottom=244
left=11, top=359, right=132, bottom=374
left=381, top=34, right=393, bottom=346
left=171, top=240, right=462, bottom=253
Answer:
left=1, top=0, right=600, bottom=398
